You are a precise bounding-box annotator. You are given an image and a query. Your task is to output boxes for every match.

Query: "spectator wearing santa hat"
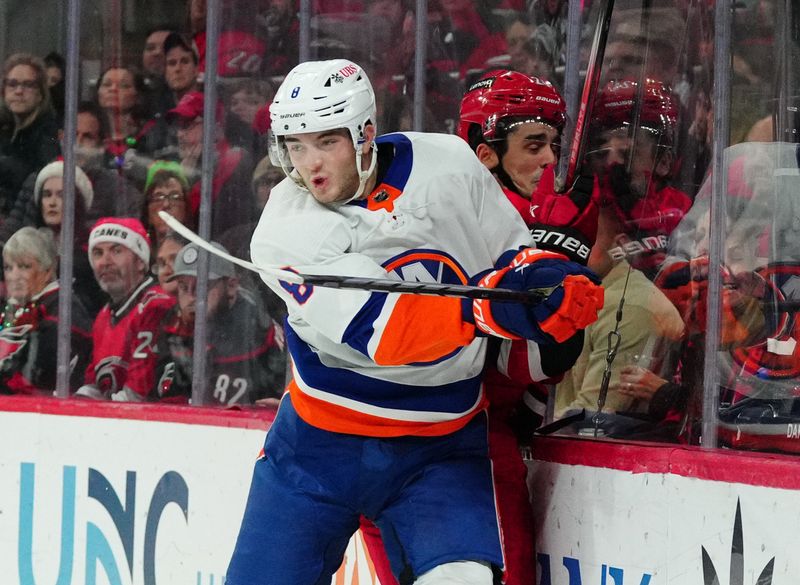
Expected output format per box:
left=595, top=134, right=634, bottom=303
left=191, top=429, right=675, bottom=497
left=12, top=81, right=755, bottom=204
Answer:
left=75, top=217, right=174, bottom=401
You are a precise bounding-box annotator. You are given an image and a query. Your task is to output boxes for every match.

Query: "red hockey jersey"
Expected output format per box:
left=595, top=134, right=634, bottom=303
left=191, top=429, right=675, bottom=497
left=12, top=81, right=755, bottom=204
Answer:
left=80, top=276, right=174, bottom=400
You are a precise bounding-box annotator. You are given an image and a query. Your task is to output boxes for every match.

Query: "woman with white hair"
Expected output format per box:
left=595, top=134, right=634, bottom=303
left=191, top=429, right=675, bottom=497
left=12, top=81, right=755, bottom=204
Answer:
left=0, top=227, right=93, bottom=395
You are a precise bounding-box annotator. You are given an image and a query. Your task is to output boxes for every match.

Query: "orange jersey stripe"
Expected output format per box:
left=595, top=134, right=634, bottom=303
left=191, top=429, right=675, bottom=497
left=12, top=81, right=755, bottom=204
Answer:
left=288, top=380, right=488, bottom=437
left=373, top=295, right=476, bottom=366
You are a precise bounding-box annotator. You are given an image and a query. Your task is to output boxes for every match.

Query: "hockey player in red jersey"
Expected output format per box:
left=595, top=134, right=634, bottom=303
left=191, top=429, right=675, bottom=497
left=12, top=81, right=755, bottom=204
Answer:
left=458, top=69, right=600, bottom=266
left=75, top=217, right=174, bottom=401
left=225, top=59, right=603, bottom=585
left=453, top=69, right=599, bottom=585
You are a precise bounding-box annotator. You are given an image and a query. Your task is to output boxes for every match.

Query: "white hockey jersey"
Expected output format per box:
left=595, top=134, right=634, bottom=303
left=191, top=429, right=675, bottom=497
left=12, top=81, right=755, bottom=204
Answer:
left=251, top=132, right=536, bottom=437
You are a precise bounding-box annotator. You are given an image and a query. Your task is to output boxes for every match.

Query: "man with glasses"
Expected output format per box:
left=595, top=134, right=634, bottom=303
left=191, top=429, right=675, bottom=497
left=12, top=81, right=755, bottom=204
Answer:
left=143, top=160, right=191, bottom=249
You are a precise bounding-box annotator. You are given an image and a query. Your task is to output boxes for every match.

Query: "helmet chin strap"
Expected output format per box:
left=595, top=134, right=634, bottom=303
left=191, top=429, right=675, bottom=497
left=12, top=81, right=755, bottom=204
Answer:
left=340, top=141, right=378, bottom=204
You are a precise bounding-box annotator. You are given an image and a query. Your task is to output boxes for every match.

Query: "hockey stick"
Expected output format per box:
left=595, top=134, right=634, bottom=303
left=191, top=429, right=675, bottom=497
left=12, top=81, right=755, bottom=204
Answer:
left=555, top=0, right=616, bottom=193
left=159, top=211, right=559, bottom=304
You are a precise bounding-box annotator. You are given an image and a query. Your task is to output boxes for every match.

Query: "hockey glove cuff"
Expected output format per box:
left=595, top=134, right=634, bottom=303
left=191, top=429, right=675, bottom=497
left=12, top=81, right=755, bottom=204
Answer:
left=472, top=248, right=604, bottom=343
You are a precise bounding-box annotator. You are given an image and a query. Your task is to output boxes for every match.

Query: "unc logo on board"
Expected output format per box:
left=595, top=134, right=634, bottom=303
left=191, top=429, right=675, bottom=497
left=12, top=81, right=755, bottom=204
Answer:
left=18, top=463, right=189, bottom=585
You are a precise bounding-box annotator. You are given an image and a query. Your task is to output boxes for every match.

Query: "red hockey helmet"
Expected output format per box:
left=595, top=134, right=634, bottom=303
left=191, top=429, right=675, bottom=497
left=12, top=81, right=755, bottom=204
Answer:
left=457, top=70, right=566, bottom=143
left=592, top=79, right=678, bottom=144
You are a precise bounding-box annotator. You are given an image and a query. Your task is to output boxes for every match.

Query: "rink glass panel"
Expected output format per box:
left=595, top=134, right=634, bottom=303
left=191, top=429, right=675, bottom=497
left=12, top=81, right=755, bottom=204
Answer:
left=2, top=0, right=799, bottom=455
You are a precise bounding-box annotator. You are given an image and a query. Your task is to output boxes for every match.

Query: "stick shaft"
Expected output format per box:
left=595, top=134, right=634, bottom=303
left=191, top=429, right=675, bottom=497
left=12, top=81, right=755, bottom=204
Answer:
left=556, top=0, right=616, bottom=192
left=300, top=274, right=558, bottom=304
left=159, top=211, right=556, bottom=304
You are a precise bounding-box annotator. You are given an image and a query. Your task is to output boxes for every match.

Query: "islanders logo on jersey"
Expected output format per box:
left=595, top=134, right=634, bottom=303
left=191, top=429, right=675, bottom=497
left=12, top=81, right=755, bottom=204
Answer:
left=382, top=249, right=469, bottom=286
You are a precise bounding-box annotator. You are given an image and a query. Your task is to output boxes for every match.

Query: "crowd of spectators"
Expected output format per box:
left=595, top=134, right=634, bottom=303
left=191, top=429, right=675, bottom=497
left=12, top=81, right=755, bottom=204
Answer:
left=0, top=0, right=790, bottom=448
left=0, top=0, right=290, bottom=405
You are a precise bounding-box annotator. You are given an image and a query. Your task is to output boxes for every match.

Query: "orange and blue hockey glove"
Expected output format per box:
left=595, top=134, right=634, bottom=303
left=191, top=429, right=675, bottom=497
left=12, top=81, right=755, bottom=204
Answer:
left=472, top=248, right=604, bottom=344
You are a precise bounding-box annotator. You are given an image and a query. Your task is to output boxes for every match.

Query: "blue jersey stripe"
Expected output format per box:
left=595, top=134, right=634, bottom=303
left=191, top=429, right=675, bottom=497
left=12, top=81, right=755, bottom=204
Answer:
left=376, top=133, right=414, bottom=191
left=341, top=291, right=388, bottom=357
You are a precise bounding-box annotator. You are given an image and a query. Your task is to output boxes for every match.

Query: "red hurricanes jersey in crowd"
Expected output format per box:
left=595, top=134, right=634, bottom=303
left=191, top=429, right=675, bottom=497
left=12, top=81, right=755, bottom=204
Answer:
left=84, top=277, right=174, bottom=399
left=0, top=283, right=93, bottom=394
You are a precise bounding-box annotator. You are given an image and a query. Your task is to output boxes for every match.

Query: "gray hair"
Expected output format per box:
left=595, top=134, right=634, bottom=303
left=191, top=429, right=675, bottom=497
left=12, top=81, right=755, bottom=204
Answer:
left=3, top=227, right=58, bottom=272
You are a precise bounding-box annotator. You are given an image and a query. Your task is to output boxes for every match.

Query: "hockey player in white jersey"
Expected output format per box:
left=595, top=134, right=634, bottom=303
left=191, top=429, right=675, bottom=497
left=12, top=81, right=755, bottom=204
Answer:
left=226, top=59, right=604, bottom=585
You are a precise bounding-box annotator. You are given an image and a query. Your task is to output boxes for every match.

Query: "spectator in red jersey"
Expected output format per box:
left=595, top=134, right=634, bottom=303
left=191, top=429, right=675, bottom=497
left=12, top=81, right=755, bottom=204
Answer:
left=167, top=90, right=256, bottom=239
left=153, top=241, right=286, bottom=404
left=0, top=227, right=93, bottom=394
left=75, top=217, right=174, bottom=401
left=189, top=0, right=276, bottom=79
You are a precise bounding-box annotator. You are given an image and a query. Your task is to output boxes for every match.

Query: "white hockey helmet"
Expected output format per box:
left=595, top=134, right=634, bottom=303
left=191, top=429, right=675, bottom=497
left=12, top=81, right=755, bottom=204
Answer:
left=269, top=59, right=378, bottom=202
